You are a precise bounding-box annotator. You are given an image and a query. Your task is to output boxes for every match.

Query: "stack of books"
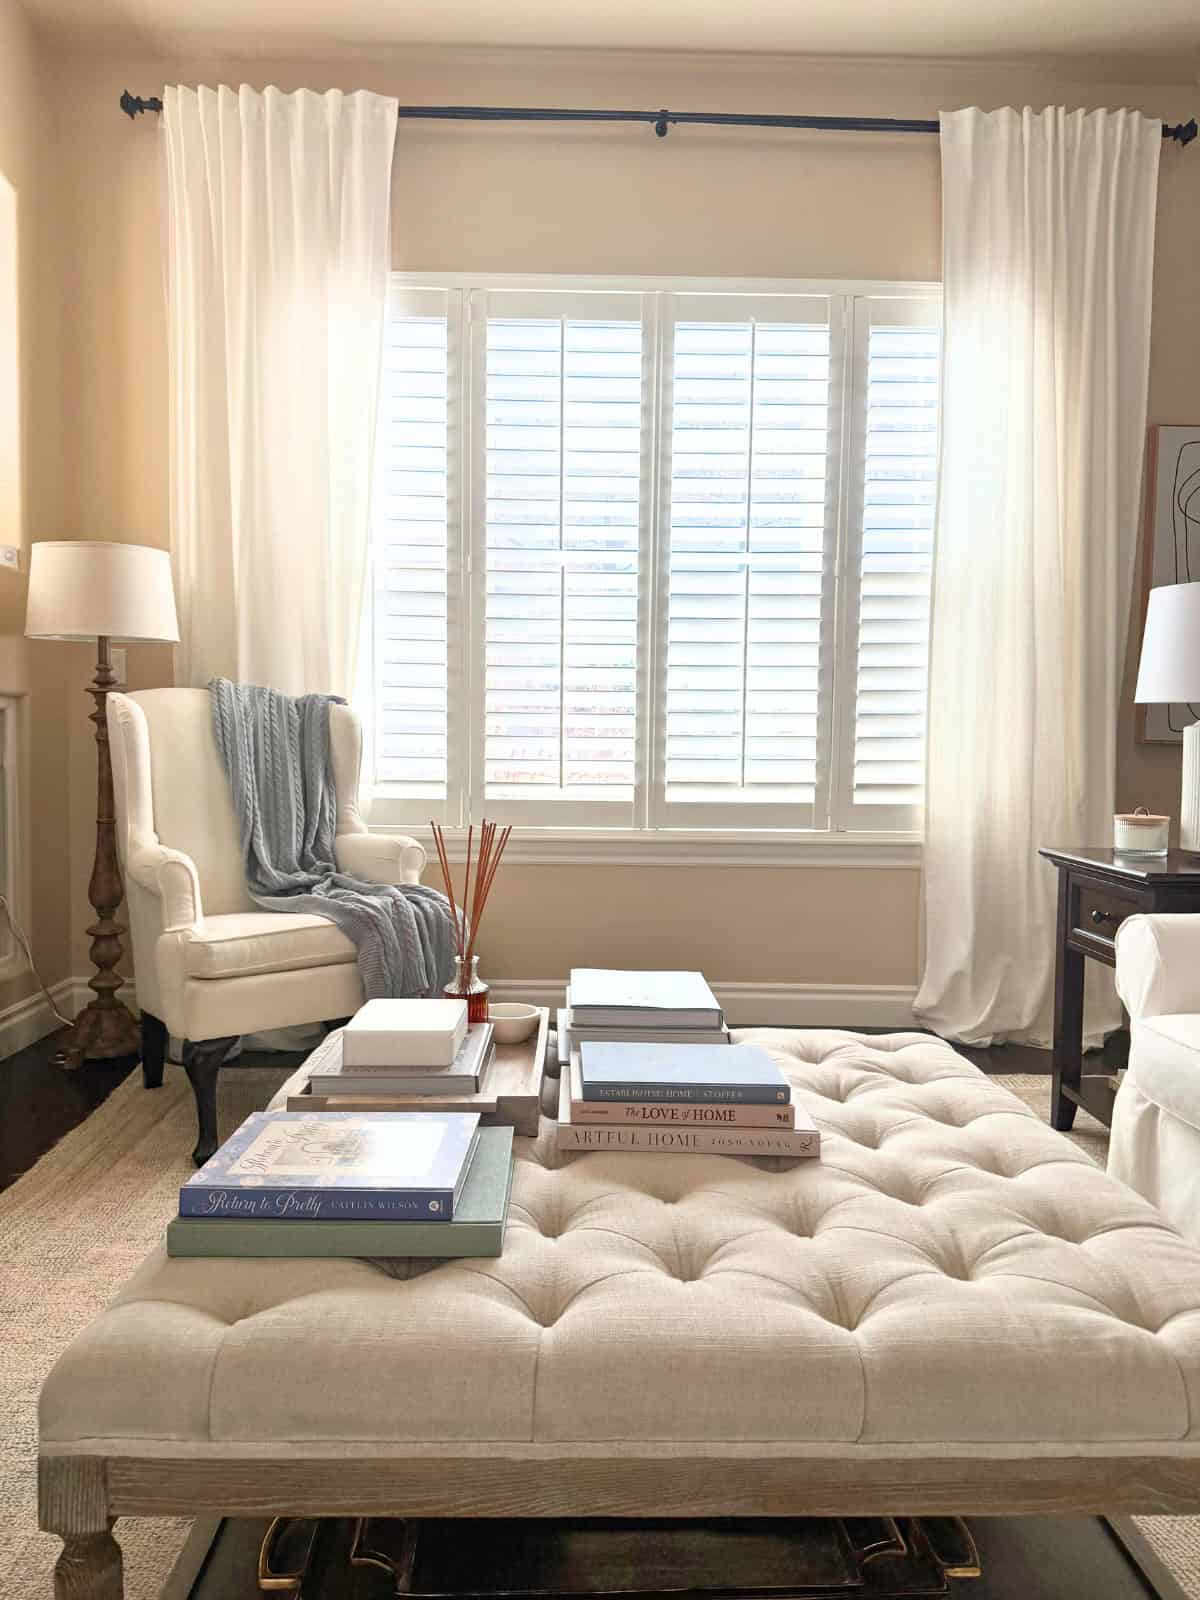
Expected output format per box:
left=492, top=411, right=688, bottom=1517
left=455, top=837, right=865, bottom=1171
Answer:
left=558, top=968, right=731, bottom=1056
left=307, top=998, right=495, bottom=1097
left=166, top=1109, right=515, bottom=1259
left=556, top=1038, right=820, bottom=1160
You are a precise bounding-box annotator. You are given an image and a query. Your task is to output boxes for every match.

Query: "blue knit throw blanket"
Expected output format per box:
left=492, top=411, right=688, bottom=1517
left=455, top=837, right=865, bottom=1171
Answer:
left=209, top=678, right=456, bottom=1000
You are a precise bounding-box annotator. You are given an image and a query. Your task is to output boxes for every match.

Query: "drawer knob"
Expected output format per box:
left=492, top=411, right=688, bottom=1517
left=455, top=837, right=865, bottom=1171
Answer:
left=1090, top=907, right=1119, bottom=927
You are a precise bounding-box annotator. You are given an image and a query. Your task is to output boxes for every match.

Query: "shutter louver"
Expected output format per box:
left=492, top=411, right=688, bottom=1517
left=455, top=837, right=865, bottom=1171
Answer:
left=850, top=312, right=940, bottom=815
left=483, top=309, right=642, bottom=813
left=370, top=293, right=454, bottom=805
left=662, top=304, right=832, bottom=823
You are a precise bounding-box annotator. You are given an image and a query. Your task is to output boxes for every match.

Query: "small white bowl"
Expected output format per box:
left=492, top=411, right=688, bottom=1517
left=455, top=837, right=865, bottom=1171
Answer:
left=488, top=1002, right=540, bottom=1044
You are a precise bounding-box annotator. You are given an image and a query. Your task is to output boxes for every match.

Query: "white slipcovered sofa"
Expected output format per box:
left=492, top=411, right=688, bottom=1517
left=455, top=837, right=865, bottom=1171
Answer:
left=1111, top=913, right=1200, bottom=1244
left=107, top=688, right=426, bottom=1166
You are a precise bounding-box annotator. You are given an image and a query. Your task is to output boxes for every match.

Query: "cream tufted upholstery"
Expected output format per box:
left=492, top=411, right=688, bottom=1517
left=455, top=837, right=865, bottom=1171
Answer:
left=38, top=1031, right=1200, bottom=1477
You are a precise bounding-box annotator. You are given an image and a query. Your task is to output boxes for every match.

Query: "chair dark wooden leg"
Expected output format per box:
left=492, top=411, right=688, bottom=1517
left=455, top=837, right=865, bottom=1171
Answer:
left=140, top=1011, right=168, bottom=1090
left=182, top=1035, right=238, bottom=1166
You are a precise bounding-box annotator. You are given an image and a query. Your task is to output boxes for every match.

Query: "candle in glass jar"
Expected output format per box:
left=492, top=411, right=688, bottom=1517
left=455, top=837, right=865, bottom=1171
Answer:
left=1114, top=810, right=1170, bottom=855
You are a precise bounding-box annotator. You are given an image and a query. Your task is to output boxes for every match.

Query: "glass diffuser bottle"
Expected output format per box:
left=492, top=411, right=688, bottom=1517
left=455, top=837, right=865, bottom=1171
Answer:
left=445, top=953, right=489, bottom=1025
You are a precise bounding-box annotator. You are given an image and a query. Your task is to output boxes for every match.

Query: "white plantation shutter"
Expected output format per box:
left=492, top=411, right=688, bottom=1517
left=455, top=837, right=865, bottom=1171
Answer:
left=470, top=290, right=650, bottom=825
left=655, top=295, right=838, bottom=827
left=365, top=285, right=463, bottom=820
left=362, top=275, right=940, bottom=839
left=832, top=296, right=941, bottom=830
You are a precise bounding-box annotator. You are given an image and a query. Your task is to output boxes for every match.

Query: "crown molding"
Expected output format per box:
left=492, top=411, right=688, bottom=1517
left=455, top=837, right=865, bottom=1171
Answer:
left=47, top=33, right=1200, bottom=92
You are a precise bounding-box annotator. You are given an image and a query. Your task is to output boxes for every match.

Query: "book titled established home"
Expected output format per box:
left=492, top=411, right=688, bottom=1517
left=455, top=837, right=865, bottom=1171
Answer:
left=557, top=1074, right=818, bottom=1157
left=179, top=1111, right=480, bottom=1221
left=168, top=1127, right=514, bottom=1258
left=342, top=998, right=469, bottom=1068
left=568, top=970, right=724, bottom=1031
left=309, top=1023, right=495, bottom=1097
left=567, top=1057, right=793, bottom=1126
left=577, top=1041, right=790, bottom=1104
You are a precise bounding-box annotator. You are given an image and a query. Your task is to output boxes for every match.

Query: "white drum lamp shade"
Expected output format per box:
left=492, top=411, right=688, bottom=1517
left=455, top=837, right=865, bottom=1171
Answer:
left=24, top=540, right=179, bottom=643
left=1135, top=582, right=1200, bottom=851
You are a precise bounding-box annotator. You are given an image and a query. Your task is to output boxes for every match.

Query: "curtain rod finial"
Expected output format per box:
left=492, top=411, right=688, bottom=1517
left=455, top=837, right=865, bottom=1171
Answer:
left=120, top=90, right=164, bottom=118
left=1166, top=118, right=1197, bottom=146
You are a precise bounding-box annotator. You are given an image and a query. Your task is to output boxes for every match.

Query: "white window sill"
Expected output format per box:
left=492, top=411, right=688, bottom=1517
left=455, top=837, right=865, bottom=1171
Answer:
left=366, top=824, right=922, bottom=868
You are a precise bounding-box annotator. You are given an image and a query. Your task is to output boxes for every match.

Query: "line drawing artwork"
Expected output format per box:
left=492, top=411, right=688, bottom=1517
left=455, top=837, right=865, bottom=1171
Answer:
left=1141, top=427, right=1200, bottom=743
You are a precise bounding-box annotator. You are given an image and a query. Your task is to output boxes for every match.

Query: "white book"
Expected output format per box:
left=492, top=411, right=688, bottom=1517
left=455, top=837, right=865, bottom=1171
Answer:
left=311, top=1026, right=494, bottom=1097
left=557, top=1010, right=730, bottom=1064
left=567, top=969, right=723, bottom=1030
left=343, top=998, right=468, bottom=1068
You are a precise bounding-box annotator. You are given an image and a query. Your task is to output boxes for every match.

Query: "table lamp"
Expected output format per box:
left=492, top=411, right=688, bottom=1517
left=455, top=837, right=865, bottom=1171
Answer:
left=25, top=540, right=179, bottom=1062
left=1135, top=580, right=1200, bottom=852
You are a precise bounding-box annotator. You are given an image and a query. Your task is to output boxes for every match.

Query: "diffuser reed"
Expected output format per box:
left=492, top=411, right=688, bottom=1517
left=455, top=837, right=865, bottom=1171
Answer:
left=430, top=820, right=513, bottom=1023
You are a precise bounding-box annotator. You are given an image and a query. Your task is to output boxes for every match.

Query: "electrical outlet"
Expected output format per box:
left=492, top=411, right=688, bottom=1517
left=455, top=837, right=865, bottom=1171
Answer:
left=0, top=546, right=18, bottom=571
left=110, top=647, right=127, bottom=686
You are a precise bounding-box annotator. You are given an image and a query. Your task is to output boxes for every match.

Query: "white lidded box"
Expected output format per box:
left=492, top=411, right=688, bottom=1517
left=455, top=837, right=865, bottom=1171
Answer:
left=342, top=999, right=469, bottom=1068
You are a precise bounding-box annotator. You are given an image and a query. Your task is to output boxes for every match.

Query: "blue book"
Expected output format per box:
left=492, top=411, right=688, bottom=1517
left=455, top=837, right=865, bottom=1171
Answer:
left=179, top=1111, right=481, bottom=1221
left=578, top=1042, right=790, bottom=1105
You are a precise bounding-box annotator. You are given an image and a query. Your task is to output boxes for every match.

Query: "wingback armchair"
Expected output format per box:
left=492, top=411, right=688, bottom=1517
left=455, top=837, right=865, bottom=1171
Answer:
left=107, top=688, right=426, bottom=1164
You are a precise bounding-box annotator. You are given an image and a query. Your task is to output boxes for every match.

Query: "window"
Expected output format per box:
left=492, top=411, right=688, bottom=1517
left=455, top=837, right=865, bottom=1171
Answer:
left=362, top=276, right=940, bottom=839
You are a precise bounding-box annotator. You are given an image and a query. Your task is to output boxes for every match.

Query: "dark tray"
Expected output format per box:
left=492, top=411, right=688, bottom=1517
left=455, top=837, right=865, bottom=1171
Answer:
left=181, top=1513, right=1184, bottom=1600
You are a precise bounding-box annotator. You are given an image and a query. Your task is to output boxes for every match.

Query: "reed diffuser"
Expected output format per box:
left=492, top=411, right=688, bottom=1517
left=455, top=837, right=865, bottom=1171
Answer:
left=430, top=820, right=513, bottom=1024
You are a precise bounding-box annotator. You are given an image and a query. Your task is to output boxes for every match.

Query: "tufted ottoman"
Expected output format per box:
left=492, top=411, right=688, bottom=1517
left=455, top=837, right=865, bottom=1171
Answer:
left=37, top=1029, right=1200, bottom=1598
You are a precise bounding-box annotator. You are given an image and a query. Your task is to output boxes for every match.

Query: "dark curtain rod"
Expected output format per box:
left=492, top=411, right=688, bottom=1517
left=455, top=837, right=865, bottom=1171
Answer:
left=119, top=91, right=1199, bottom=145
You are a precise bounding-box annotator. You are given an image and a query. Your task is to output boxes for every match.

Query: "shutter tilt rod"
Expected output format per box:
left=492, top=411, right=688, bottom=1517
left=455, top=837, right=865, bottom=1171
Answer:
left=119, top=92, right=1199, bottom=146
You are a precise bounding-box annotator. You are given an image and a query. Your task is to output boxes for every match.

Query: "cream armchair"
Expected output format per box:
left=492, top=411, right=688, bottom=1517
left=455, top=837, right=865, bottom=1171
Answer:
left=1111, top=913, right=1200, bottom=1244
left=107, top=688, right=425, bottom=1164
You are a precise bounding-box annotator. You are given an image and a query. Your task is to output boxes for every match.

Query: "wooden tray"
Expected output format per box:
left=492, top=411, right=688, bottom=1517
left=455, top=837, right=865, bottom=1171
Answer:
left=285, top=1007, right=549, bottom=1137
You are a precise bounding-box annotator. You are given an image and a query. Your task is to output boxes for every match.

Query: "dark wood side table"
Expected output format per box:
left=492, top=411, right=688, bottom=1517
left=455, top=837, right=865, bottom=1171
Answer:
left=1039, top=848, right=1200, bottom=1131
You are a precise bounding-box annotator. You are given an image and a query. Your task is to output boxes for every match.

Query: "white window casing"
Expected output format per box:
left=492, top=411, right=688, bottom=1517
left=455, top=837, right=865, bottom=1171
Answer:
left=361, top=274, right=940, bottom=853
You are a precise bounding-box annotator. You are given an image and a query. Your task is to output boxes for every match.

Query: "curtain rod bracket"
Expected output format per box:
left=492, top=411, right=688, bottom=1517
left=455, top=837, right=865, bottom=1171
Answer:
left=654, top=110, right=670, bottom=138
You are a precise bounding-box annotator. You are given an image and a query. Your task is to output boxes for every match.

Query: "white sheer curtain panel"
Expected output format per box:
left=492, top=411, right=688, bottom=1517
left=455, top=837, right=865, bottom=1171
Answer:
left=162, top=84, right=398, bottom=696
left=915, top=106, right=1161, bottom=1045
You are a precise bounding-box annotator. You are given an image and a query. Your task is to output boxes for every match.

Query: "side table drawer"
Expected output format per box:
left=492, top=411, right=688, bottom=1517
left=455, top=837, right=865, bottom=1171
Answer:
left=1069, top=880, right=1141, bottom=958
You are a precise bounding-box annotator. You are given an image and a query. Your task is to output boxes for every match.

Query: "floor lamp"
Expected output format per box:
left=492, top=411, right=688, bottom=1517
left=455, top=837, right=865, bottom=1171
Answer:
left=25, top=541, right=179, bottom=1063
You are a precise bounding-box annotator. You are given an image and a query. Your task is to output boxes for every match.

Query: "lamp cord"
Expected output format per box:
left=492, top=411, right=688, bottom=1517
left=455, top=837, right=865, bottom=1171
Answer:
left=0, top=893, right=74, bottom=1028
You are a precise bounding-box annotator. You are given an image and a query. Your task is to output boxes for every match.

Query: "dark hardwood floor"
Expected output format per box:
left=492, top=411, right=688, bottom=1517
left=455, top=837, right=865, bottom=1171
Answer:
left=0, top=1026, right=1053, bottom=1196
left=0, top=1030, right=309, bottom=1193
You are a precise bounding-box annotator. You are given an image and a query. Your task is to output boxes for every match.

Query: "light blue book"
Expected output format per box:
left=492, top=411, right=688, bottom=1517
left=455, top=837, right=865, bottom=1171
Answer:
left=179, top=1110, right=481, bottom=1221
left=578, top=1042, right=790, bottom=1105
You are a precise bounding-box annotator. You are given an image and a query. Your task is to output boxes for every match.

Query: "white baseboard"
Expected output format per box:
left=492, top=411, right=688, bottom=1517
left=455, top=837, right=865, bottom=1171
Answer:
left=0, top=976, right=139, bottom=1061
left=488, top=978, right=919, bottom=1030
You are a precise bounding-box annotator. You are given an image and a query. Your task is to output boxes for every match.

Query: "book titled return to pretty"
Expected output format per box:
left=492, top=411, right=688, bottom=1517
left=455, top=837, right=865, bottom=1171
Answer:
left=577, top=1042, right=790, bottom=1104
left=179, top=1111, right=480, bottom=1221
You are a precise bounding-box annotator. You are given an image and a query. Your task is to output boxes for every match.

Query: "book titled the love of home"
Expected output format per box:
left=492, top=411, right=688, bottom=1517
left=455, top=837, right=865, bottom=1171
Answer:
left=567, top=1057, right=795, bottom=1127
left=168, top=1127, right=514, bottom=1258
left=179, top=1111, right=481, bottom=1221
left=577, top=1041, right=790, bottom=1105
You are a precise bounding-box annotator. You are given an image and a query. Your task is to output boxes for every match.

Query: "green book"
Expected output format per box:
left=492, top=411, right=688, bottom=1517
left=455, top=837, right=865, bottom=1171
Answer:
left=166, top=1126, right=514, bottom=1259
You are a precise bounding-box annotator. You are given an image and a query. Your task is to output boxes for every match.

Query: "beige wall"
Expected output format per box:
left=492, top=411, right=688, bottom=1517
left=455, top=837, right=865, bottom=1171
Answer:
left=41, top=44, right=1200, bottom=995
left=0, top=0, right=72, bottom=1011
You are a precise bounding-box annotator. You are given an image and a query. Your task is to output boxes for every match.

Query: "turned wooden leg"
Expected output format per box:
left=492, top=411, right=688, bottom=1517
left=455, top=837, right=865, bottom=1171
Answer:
left=54, top=1528, right=124, bottom=1599
left=40, top=1456, right=123, bottom=1600
left=182, top=1035, right=237, bottom=1166
left=140, top=1012, right=168, bottom=1090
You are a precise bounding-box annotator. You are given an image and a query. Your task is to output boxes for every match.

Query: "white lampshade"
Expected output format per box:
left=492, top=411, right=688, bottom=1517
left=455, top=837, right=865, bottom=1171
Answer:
left=24, top=540, right=179, bottom=643
left=1135, top=582, right=1200, bottom=705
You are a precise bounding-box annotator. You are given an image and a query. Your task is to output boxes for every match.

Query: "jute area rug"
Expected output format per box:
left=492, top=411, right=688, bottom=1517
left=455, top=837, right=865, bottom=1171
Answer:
left=1, top=1063, right=1198, bottom=1599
